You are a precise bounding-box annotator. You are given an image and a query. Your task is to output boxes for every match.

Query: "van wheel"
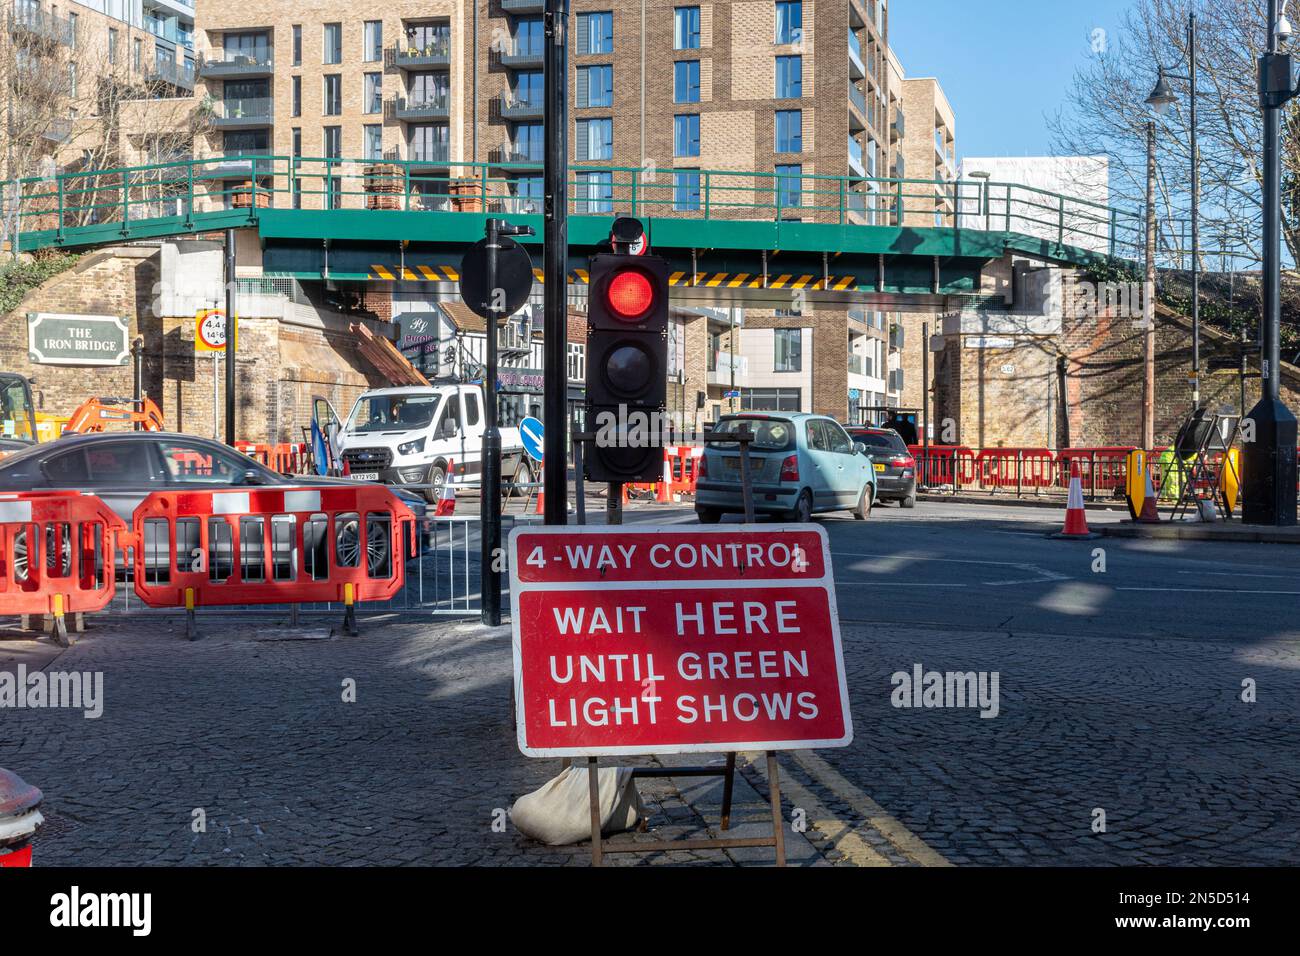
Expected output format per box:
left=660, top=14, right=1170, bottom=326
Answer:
left=696, top=507, right=722, bottom=524
left=511, top=459, right=533, bottom=498
left=423, top=463, right=446, bottom=504
left=853, top=485, right=872, bottom=520
left=788, top=490, right=813, bottom=523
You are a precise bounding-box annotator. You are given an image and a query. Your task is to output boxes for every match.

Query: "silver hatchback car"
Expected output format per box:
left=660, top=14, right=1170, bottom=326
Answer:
left=695, top=413, right=878, bottom=522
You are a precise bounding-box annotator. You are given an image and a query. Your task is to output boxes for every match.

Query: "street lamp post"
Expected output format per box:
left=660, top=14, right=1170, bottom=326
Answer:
left=1146, top=12, right=1200, bottom=413
left=1243, top=0, right=1299, bottom=526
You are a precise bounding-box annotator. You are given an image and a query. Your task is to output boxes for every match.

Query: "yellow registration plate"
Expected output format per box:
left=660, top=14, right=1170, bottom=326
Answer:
left=874, top=463, right=886, bottom=472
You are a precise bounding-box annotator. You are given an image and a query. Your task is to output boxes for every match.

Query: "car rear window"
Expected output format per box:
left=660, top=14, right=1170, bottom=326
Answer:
left=711, top=417, right=795, bottom=451
left=851, top=430, right=908, bottom=453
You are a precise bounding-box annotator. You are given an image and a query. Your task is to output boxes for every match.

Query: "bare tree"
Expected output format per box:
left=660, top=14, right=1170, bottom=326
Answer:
left=1049, top=0, right=1281, bottom=269
left=2, top=7, right=205, bottom=254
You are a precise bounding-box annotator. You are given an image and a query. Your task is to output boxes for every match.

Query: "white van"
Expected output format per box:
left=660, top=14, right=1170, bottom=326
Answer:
left=336, top=385, right=530, bottom=502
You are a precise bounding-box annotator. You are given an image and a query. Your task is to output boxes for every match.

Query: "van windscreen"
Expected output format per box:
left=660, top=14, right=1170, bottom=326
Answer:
left=348, top=395, right=439, bottom=432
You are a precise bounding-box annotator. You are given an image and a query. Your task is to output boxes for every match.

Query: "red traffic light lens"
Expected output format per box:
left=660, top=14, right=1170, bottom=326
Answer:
left=607, top=269, right=654, bottom=319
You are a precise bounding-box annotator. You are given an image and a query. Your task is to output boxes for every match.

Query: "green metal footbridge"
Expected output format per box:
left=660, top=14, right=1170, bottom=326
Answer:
left=3, top=155, right=1140, bottom=307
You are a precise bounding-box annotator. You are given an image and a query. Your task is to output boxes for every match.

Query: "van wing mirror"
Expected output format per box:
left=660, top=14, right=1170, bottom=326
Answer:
left=442, top=419, right=457, bottom=439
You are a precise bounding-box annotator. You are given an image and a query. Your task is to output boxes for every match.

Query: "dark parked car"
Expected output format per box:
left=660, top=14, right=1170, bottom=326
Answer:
left=0, top=432, right=427, bottom=579
left=845, top=426, right=916, bottom=507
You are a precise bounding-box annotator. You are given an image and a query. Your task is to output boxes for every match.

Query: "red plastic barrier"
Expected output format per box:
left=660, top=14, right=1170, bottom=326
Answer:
left=1056, top=447, right=1137, bottom=492
left=625, top=446, right=703, bottom=500
left=131, top=486, right=416, bottom=615
left=0, top=491, right=126, bottom=643
left=909, top=445, right=975, bottom=487
left=972, top=448, right=1055, bottom=491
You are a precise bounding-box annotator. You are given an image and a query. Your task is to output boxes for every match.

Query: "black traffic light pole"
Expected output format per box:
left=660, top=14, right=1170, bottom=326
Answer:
left=1244, top=0, right=1298, bottom=526
left=542, top=0, right=570, bottom=525
left=224, top=228, right=237, bottom=446
left=482, top=218, right=503, bottom=625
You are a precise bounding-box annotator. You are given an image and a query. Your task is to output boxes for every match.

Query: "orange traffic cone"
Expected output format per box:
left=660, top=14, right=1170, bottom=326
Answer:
left=435, top=459, right=456, bottom=516
left=657, top=453, right=672, bottom=504
left=534, top=489, right=545, bottom=516
left=1051, top=460, right=1099, bottom=539
left=1138, top=461, right=1161, bottom=523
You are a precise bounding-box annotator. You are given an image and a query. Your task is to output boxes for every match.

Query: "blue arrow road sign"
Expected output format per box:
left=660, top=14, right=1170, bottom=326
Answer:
left=520, top=416, right=544, bottom=462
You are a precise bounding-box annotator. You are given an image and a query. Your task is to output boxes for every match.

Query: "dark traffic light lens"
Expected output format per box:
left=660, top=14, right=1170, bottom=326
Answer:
left=607, top=270, right=654, bottom=319
left=603, top=343, right=654, bottom=396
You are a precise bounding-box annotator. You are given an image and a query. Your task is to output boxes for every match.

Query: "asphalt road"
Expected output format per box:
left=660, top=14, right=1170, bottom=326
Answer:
left=621, top=498, right=1300, bottom=864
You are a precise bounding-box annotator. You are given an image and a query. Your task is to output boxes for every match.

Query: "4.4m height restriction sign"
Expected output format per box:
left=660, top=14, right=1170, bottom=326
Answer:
left=509, top=525, right=852, bottom=757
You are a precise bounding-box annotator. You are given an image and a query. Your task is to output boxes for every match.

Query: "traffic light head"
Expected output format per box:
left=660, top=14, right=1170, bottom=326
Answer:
left=584, top=253, right=671, bottom=483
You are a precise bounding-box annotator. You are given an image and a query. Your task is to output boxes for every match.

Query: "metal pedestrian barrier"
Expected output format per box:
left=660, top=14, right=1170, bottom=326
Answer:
left=0, top=491, right=126, bottom=646
left=131, top=485, right=416, bottom=638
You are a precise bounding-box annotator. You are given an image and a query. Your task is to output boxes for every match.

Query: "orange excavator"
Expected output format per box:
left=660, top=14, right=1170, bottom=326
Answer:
left=63, top=396, right=165, bottom=434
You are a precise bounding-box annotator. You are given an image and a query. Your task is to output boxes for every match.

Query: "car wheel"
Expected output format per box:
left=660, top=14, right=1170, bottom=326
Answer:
left=12, top=528, right=72, bottom=584
left=901, top=490, right=917, bottom=509
left=336, top=517, right=392, bottom=577
left=853, top=485, right=873, bottom=520
left=788, top=490, right=813, bottom=523
left=696, top=507, right=722, bottom=524
left=422, top=462, right=446, bottom=505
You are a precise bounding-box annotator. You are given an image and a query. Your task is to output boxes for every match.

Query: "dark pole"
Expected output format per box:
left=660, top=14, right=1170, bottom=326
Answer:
left=1189, top=13, right=1201, bottom=411
left=481, top=218, right=503, bottom=626
left=1144, top=120, right=1157, bottom=450
left=921, top=320, right=929, bottom=486
left=1243, top=0, right=1299, bottom=526
left=224, top=228, right=237, bottom=446
left=542, top=0, right=570, bottom=524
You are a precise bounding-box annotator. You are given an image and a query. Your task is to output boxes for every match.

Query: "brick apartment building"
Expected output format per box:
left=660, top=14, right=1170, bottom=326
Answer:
left=188, top=0, right=934, bottom=426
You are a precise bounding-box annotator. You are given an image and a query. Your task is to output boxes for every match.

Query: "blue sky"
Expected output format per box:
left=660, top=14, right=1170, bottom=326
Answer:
left=889, top=0, right=1137, bottom=160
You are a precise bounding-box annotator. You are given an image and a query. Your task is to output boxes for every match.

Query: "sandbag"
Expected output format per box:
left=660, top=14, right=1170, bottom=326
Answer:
left=510, top=765, right=643, bottom=846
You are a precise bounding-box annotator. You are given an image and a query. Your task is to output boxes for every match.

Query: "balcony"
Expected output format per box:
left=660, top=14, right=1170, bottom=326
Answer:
left=210, top=97, right=274, bottom=129
left=848, top=137, right=865, bottom=178
left=707, top=351, right=748, bottom=387
left=9, top=5, right=75, bottom=46
left=490, top=143, right=543, bottom=165
left=848, top=29, right=865, bottom=80
left=499, top=40, right=544, bottom=69
left=848, top=353, right=868, bottom=377
left=407, top=142, right=451, bottom=170
left=501, top=0, right=545, bottom=11
left=41, top=116, right=72, bottom=143
left=891, top=108, right=905, bottom=142
left=393, top=94, right=449, bottom=121
left=848, top=83, right=867, bottom=133
left=146, top=59, right=195, bottom=91
left=392, top=38, right=450, bottom=70
left=494, top=94, right=544, bottom=120
left=198, top=51, right=273, bottom=78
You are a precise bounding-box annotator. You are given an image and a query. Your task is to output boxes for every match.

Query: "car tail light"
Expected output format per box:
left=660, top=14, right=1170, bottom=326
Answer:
left=780, top=454, right=799, bottom=482
left=697, top=455, right=708, bottom=478
left=897, top=455, right=915, bottom=469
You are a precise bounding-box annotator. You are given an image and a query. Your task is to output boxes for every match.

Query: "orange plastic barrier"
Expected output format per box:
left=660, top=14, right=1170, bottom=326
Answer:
left=973, top=448, right=1055, bottom=491
left=0, top=491, right=126, bottom=645
left=909, top=445, right=975, bottom=487
left=131, top=485, right=416, bottom=636
left=1056, top=447, right=1137, bottom=493
left=624, top=446, right=703, bottom=501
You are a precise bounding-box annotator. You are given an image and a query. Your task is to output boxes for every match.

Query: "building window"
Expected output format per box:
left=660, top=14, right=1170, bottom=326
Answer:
left=292, top=24, right=301, bottom=66
left=775, top=1, right=802, bottom=44
left=409, top=124, right=449, bottom=164
left=323, top=23, right=342, bottom=64
left=363, top=20, right=383, bottom=62
left=674, top=60, right=700, bottom=103
left=575, top=170, right=613, bottom=213
left=567, top=343, right=586, bottom=382
left=291, top=76, right=301, bottom=117
left=576, top=118, right=612, bottom=161
left=674, top=7, right=701, bottom=50
left=515, top=122, right=544, bottom=161
left=323, top=126, right=342, bottom=158
left=740, top=387, right=801, bottom=412
left=133, top=37, right=142, bottom=71
left=775, top=109, right=802, bottom=152
left=514, top=17, right=544, bottom=56
left=364, top=124, right=383, bottom=160
left=673, top=170, right=701, bottom=212
left=323, top=75, right=342, bottom=115
left=108, top=28, right=118, bottom=65
left=577, top=65, right=613, bottom=108
left=673, top=114, right=700, bottom=157
left=776, top=55, right=801, bottom=98
left=576, top=11, right=612, bottom=54
left=364, top=72, right=382, bottom=114
left=774, top=329, right=802, bottom=372
left=68, top=11, right=77, bottom=49
left=67, top=62, right=76, bottom=98
left=775, top=163, right=802, bottom=208
left=291, top=127, right=301, bottom=157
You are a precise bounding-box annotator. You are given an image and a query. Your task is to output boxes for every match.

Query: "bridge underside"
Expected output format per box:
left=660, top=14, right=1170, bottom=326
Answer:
left=248, top=208, right=1114, bottom=311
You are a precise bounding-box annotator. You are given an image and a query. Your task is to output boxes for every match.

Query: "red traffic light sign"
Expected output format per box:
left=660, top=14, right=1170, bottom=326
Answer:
left=509, top=525, right=853, bottom=757
left=607, top=269, right=655, bottom=320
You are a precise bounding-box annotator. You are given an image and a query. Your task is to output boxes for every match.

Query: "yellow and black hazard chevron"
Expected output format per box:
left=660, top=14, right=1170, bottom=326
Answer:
left=366, top=264, right=864, bottom=290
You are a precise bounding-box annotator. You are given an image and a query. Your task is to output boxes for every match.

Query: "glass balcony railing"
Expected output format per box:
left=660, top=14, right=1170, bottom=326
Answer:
left=393, top=37, right=450, bottom=68
left=848, top=137, right=865, bottom=175
left=199, top=50, right=273, bottom=76
left=211, top=97, right=274, bottom=125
